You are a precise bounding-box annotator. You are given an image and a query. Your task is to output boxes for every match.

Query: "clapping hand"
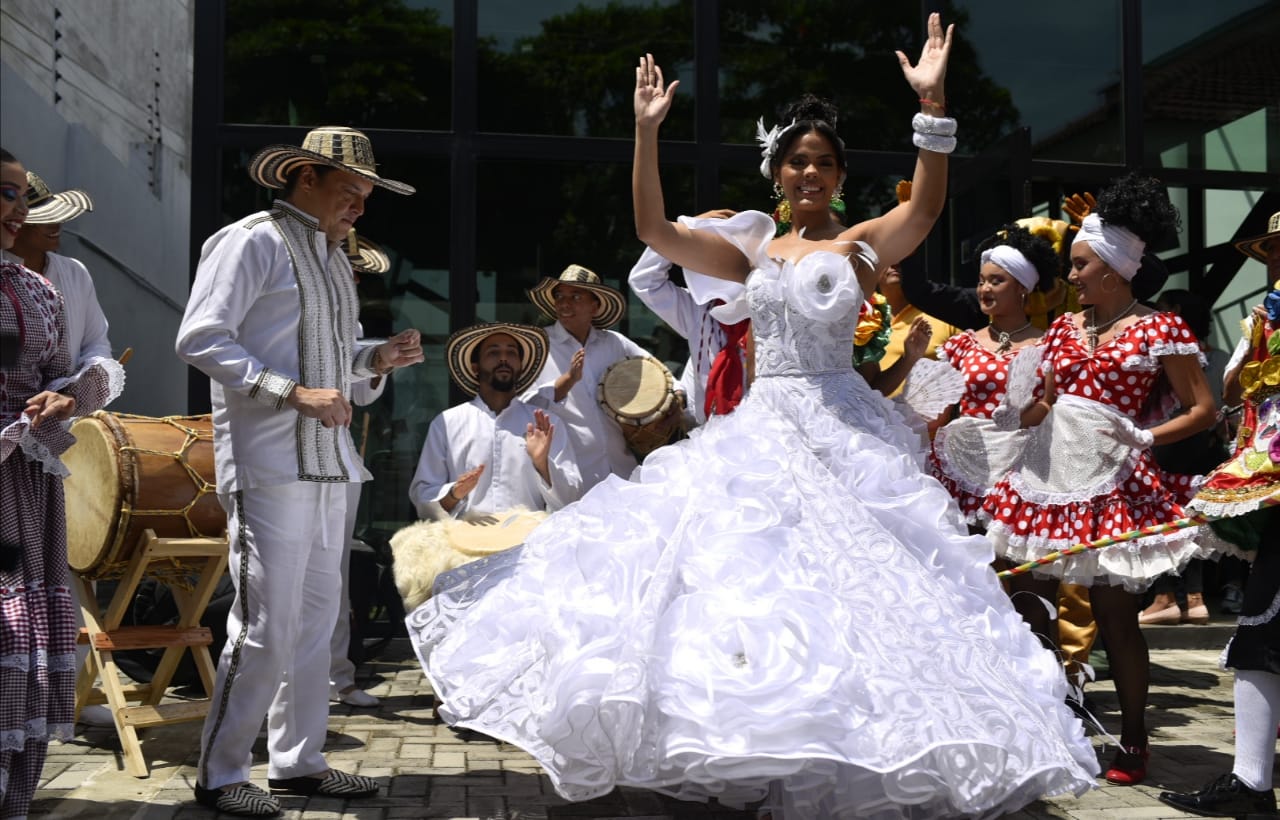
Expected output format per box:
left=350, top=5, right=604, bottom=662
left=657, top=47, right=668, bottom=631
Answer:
left=635, top=53, right=680, bottom=129
left=895, top=13, right=954, bottom=101
left=450, top=464, right=485, bottom=503
left=525, top=409, right=554, bottom=465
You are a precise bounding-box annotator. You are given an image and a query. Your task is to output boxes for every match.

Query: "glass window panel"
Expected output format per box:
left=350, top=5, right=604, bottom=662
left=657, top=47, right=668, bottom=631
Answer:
left=950, top=0, right=1124, bottom=162
left=719, top=4, right=1030, bottom=154
left=1142, top=1, right=1276, bottom=171
left=478, top=1, right=693, bottom=139
left=223, top=0, right=453, bottom=129
left=474, top=157, right=696, bottom=386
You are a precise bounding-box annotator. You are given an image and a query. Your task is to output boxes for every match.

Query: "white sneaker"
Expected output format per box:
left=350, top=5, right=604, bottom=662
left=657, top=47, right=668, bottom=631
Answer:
left=334, top=687, right=380, bottom=708
left=78, top=704, right=115, bottom=727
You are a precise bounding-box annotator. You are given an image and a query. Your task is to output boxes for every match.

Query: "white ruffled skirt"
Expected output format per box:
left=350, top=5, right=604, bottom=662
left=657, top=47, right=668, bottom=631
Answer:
left=407, top=370, right=1099, bottom=819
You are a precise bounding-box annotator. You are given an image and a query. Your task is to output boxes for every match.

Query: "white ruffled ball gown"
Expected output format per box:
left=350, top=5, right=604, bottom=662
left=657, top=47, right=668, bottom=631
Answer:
left=406, top=212, right=1099, bottom=819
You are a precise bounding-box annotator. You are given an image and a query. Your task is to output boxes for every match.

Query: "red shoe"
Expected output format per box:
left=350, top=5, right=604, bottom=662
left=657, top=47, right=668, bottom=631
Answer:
left=1104, top=744, right=1149, bottom=785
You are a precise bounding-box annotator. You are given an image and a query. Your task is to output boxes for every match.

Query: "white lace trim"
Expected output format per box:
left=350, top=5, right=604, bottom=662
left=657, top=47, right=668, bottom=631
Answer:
left=0, top=648, right=75, bottom=673
left=1188, top=496, right=1278, bottom=518
left=1120, top=342, right=1206, bottom=373
left=988, top=520, right=1209, bottom=592
left=0, top=718, right=72, bottom=751
left=18, top=423, right=71, bottom=477
left=1004, top=452, right=1144, bottom=506
left=1238, top=586, right=1280, bottom=627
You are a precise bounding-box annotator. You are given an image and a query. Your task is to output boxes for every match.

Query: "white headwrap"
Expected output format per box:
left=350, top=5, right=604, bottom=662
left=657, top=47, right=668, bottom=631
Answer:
left=1073, top=213, right=1146, bottom=281
left=980, top=245, right=1038, bottom=292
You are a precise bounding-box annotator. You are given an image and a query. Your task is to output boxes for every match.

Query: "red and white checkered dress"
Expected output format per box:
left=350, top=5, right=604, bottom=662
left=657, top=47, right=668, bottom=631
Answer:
left=0, top=261, right=116, bottom=814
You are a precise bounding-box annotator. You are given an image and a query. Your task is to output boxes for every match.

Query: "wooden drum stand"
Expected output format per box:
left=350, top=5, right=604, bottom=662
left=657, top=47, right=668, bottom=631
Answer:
left=62, top=412, right=229, bottom=777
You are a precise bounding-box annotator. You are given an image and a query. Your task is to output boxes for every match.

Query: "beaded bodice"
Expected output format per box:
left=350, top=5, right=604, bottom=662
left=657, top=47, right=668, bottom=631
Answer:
left=747, top=251, right=864, bottom=377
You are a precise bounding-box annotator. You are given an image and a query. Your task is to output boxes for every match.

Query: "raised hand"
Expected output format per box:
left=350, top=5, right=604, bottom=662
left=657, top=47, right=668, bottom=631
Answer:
left=450, top=464, right=485, bottom=502
left=375, top=328, right=425, bottom=372
left=1061, top=192, right=1097, bottom=226
left=895, top=12, right=954, bottom=102
left=635, top=53, right=680, bottom=130
left=525, top=408, right=554, bottom=476
left=903, top=315, right=934, bottom=362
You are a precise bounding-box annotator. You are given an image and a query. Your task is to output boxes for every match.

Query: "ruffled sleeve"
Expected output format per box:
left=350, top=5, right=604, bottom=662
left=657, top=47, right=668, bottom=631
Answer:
left=937, top=332, right=970, bottom=370
left=676, top=211, right=777, bottom=321
left=1121, top=313, right=1208, bottom=372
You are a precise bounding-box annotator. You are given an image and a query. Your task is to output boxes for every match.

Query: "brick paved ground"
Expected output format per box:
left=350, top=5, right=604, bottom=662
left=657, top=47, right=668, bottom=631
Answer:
left=29, top=636, right=1270, bottom=820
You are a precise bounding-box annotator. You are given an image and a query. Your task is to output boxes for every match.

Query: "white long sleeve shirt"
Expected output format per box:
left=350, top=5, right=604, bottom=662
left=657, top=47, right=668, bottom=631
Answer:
left=176, top=201, right=380, bottom=492
left=523, top=322, right=648, bottom=489
left=409, top=396, right=582, bottom=520
left=628, top=247, right=734, bottom=426
left=43, top=252, right=112, bottom=368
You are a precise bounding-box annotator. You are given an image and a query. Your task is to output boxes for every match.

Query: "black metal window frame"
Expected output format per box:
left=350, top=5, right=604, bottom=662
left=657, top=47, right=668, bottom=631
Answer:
left=189, top=0, right=1277, bottom=412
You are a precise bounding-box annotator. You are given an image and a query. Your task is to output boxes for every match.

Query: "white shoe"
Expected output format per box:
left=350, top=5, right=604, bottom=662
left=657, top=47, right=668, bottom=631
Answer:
left=78, top=704, right=115, bottom=727
left=334, top=687, right=380, bottom=708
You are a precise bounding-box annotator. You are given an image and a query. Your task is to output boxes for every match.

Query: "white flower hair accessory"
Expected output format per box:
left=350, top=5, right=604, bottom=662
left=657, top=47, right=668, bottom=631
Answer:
left=756, top=117, right=796, bottom=180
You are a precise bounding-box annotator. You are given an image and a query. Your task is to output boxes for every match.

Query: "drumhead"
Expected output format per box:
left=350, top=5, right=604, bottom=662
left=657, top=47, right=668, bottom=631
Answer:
left=598, top=357, right=673, bottom=422
left=63, top=415, right=125, bottom=574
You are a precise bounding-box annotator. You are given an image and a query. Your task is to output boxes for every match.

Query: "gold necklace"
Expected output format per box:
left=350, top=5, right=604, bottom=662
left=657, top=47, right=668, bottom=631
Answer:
left=1084, top=299, right=1138, bottom=349
left=989, top=321, right=1031, bottom=353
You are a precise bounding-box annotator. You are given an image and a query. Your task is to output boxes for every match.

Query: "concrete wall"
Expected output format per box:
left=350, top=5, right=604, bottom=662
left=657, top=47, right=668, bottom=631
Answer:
left=1, top=0, right=193, bottom=416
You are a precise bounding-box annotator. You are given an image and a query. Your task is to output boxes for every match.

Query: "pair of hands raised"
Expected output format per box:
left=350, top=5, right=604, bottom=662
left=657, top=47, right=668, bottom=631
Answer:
left=633, top=13, right=955, bottom=129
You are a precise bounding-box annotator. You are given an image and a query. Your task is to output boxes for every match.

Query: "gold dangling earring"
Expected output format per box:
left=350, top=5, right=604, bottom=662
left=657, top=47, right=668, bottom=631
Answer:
left=773, top=182, right=791, bottom=224
left=831, top=183, right=844, bottom=209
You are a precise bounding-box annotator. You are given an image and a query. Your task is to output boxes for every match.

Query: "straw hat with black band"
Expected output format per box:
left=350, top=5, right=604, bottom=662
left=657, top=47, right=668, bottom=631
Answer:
left=24, top=172, right=93, bottom=225
left=527, top=264, right=627, bottom=329
left=446, top=323, right=549, bottom=397
left=343, top=229, right=391, bottom=275
left=247, top=126, right=416, bottom=196
left=1235, top=211, right=1280, bottom=263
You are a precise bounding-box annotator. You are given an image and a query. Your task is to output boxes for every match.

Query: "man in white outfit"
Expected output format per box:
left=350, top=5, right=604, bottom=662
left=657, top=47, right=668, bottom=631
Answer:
left=524, top=265, right=649, bottom=489
left=176, top=127, right=422, bottom=817
left=410, top=322, right=582, bottom=520
left=329, top=231, right=392, bottom=709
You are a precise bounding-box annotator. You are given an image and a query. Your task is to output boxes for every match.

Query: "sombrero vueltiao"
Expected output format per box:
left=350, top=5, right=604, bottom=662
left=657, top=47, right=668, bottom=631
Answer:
left=24, top=172, right=93, bottom=225
left=1235, top=211, right=1280, bottom=263
left=343, top=229, right=391, bottom=275
left=527, top=264, right=627, bottom=329
left=446, top=323, right=549, bottom=397
left=247, top=126, right=416, bottom=196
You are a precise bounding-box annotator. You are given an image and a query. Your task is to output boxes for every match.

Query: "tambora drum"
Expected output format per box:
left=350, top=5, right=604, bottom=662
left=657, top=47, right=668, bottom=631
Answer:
left=597, top=355, right=684, bottom=457
left=61, top=412, right=226, bottom=580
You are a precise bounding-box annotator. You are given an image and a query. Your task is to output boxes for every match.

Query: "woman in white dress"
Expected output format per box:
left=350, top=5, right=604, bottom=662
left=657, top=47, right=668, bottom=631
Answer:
left=408, top=15, right=1098, bottom=819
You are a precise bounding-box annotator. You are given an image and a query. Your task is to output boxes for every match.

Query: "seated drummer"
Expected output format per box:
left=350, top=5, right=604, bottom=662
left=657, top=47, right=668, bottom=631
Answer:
left=409, top=323, right=583, bottom=520
left=523, top=265, right=655, bottom=490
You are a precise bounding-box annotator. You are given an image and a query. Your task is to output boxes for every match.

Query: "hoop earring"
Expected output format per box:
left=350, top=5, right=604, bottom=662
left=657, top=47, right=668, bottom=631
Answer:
left=1100, top=272, right=1120, bottom=295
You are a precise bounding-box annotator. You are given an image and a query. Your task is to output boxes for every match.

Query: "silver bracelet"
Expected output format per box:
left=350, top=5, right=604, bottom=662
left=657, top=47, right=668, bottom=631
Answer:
left=911, top=112, right=958, bottom=137
left=912, top=131, right=957, bottom=154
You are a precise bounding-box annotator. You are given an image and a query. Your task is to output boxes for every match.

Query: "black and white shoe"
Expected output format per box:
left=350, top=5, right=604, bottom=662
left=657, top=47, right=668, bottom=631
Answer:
left=269, top=769, right=379, bottom=798
left=193, top=782, right=282, bottom=817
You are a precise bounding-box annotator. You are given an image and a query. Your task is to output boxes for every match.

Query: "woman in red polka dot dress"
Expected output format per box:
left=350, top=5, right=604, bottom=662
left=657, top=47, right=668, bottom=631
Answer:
left=981, top=174, right=1218, bottom=787
left=930, top=224, right=1062, bottom=525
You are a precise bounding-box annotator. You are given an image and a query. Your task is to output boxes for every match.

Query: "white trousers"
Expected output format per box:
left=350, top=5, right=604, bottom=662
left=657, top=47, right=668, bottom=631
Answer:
left=198, top=482, right=346, bottom=789
left=329, top=481, right=362, bottom=694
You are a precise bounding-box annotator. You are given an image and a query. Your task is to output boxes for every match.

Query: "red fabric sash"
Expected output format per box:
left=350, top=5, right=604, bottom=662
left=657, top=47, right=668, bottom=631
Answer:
left=704, top=317, right=751, bottom=417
